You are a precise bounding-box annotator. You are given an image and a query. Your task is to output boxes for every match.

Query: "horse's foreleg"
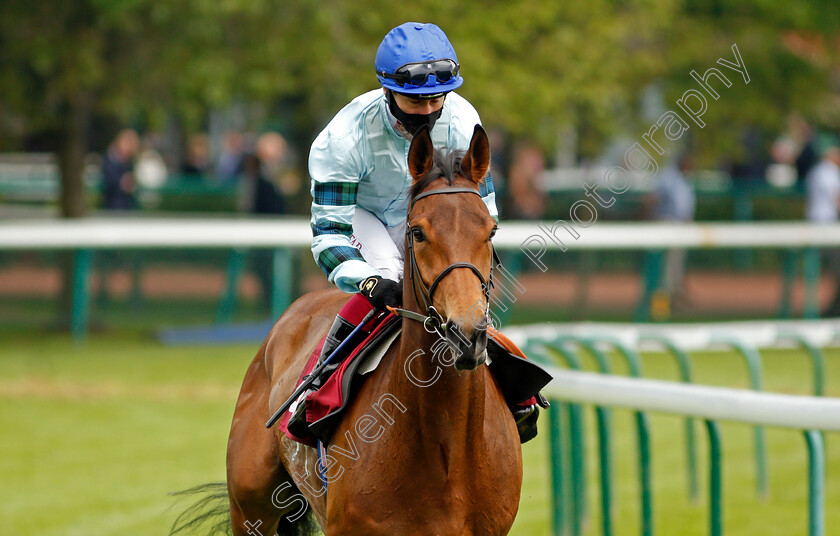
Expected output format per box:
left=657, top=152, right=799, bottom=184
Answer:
left=227, top=343, right=289, bottom=535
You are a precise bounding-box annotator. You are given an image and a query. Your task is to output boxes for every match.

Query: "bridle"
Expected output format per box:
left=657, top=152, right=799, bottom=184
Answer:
left=389, top=186, right=500, bottom=338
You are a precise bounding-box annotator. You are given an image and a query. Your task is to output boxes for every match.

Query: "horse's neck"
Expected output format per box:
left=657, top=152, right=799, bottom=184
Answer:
left=388, top=320, right=489, bottom=445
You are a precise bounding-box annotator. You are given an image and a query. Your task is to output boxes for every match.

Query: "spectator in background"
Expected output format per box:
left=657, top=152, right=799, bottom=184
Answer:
left=216, top=130, right=245, bottom=184
left=728, top=128, right=768, bottom=189
left=101, top=129, right=140, bottom=210
left=240, top=149, right=286, bottom=310
left=181, top=133, right=211, bottom=180
left=98, top=129, right=141, bottom=306
left=240, top=152, right=285, bottom=215
left=650, top=153, right=696, bottom=304
left=506, top=141, right=546, bottom=220
left=256, top=132, right=302, bottom=212
left=134, top=132, right=168, bottom=190
left=792, top=115, right=819, bottom=191
left=805, top=135, right=840, bottom=317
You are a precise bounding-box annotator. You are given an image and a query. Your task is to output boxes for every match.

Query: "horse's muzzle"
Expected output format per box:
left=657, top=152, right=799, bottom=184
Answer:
left=446, top=319, right=488, bottom=371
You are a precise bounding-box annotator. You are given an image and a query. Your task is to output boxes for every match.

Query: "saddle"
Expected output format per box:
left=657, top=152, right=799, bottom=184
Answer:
left=278, top=318, right=551, bottom=447
left=279, top=312, right=400, bottom=447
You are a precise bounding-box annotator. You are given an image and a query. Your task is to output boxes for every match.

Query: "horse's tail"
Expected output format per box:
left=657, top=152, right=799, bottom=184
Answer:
left=169, top=481, right=320, bottom=536
left=169, top=482, right=232, bottom=536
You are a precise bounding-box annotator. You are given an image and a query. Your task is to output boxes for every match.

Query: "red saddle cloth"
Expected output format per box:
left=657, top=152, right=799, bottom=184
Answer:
left=277, top=300, right=553, bottom=447
left=278, top=310, right=399, bottom=447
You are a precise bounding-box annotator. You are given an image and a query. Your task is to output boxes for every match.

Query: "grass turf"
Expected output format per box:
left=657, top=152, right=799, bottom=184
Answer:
left=1, top=330, right=838, bottom=535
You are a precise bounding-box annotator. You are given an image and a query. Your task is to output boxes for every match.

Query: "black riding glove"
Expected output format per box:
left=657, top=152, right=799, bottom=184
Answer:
left=358, top=276, right=402, bottom=310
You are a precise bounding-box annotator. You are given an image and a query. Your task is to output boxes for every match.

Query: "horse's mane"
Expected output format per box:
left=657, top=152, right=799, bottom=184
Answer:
left=410, top=148, right=466, bottom=200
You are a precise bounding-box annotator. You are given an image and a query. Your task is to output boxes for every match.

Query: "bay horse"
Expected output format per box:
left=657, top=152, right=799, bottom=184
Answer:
left=171, top=124, right=521, bottom=536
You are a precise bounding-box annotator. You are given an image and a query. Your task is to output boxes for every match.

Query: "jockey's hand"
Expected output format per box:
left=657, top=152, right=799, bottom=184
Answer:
left=358, top=276, right=402, bottom=310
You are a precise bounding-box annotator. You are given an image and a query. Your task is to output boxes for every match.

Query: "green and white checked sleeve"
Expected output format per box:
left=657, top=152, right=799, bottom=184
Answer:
left=309, top=128, right=379, bottom=293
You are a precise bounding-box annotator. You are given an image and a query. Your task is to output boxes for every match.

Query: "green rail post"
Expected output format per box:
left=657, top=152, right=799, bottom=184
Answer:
left=595, top=406, right=613, bottom=536
left=634, top=250, right=664, bottom=322
left=546, top=341, right=586, bottom=536
left=271, top=248, right=294, bottom=320
left=637, top=412, right=653, bottom=536
left=778, top=249, right=797, bottom=319
left=549, top=402, right=568, bottom=536
left=605, top=339, right=643, bottom=377
left=589, top=338, right=653, bottom=536
left=711, top=336, right=767, bottom=498
left=804, top=430, right=825, bottom=536
left=802, top=248, right=820, bottom=319
left=216, top=248, right=247, bottom=323
left=71, top=249, right=93, bottom=342
left=705, top=420, right=723, bottom=536
left=493, top=251, right=523, bottom=327
left=733, top=189, right=752, bottom=270
left=575, top=339, right=614, bottom=536
left=777, top=333, right=825, bottom=397
left=641, top=335, right=698, bottom=502
left=572, top=251, right=596, bottom=320
left=526, top=340, right=576, bottom=536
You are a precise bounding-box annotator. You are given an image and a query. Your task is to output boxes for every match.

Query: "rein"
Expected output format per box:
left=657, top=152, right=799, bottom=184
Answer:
left=390, top=187, right=500, bottom=337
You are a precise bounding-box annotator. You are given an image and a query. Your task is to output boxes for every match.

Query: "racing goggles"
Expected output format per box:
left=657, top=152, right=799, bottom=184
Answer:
left=379, top=59, right=460, bottom=87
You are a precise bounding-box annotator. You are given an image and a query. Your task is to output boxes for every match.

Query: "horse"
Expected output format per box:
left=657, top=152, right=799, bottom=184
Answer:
left=171, top=124, right=522, bottom=536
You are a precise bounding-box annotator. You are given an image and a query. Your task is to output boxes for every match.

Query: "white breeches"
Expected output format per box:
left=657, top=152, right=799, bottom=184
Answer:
left=350, top=208, right=406, bottom=282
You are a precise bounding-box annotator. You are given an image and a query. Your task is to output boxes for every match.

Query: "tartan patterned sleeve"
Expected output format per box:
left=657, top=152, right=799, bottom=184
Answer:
left=311, top=181, right=366, bottom=277
left=309, top=131, right=380, bottom=292
left=313, top=182, right=359, bottom=207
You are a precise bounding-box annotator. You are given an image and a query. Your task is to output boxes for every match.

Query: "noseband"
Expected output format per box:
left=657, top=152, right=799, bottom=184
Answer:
left=391, top=186, right=499, bottom=338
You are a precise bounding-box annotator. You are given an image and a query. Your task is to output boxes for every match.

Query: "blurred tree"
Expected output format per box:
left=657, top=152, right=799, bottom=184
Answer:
left=659, top=0, right=840, bottom=169
left=272, top=0, right=840, bottom=162
left=1, top=0, right=838, bottom=204
left=1, top=0, right=838, bottom=331
left=0, top=0, right=297, bottom=323
left=0, top=0, right=292, bottom=217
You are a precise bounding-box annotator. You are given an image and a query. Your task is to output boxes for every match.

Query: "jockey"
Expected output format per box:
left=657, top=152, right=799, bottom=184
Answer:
left=288, top=22, right=546, bottom=442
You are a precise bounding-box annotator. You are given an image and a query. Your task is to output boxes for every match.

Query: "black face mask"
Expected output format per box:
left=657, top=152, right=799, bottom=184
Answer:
left=387, top=90, right=444, bottom=136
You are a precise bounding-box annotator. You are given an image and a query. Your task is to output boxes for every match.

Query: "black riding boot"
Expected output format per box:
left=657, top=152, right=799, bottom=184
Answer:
left=512, top=393, right=550, bottom=444
left=286, top=314, right=358, bottom=437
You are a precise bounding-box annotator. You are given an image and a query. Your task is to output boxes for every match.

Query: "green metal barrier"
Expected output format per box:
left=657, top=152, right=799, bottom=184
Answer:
left=640, top=335, right=699, bottom=502
left=538, top=340, right=586, bottom=536
left=776, top=333, right=826, bottom=397
left=548, top=402, right=568, bottom=536
left=526, top=326, right=832, bottom=536
left=577, top=337, right=653, bottom=536
left=71, top=249, right=93, bottom=342
left=779, top=249, right=797, bottom=319
left=778, top=248, right=823, bottom=320
left=270, top=248, right=294, bottom=320
left=216, top=247, right=295, bottom=323
left=706, top=419, right=723, bottom=536
left=573, top=340, right=615, bottom=536
left=635, top=250, right=665, bottom=322
left=803, top=248, right=820, bottom=320
left=804, top=430, right=825, bottom=536
left=708, top=335, right=768, bottom=498
left=217, top=249, right=248, bottom=323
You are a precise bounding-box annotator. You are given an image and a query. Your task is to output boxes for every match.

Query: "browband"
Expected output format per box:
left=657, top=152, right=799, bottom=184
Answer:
left=409, top=187, right=480, bottom=210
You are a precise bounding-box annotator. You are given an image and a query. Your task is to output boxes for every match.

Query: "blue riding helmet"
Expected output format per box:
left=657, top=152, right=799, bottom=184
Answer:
left=375, top=22, right=464, bottom=95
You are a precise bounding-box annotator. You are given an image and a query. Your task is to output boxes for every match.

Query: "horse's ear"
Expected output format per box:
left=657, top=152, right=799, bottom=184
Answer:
left=408, top=125, right=435, bottom=183
left=461, top=124, right=490, bottom=185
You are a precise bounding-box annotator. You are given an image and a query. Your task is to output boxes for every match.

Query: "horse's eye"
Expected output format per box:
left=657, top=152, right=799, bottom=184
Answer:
left=411, top=227, right=426, bottom=242
left=489, top=227, right=497, bottom=240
